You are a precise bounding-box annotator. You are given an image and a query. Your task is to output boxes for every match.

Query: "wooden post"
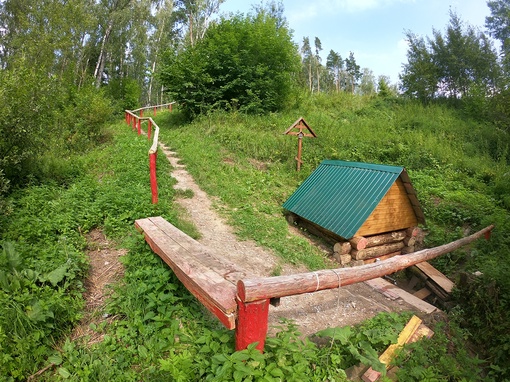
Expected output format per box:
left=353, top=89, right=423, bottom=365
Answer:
left=131, top=115, right=135, bottom=131
left=169, top=103, right=173, bottom=112
left=149, top=150, right=158, bottom=204
left=296, top=132, right=303, bottom=171
left=283, top=117, right=317, bottom=172
left=153, top=107, right=157, bottom=116
left=148, top=119, right=152, bottom=140
left=235, top=297, right=270, bottom=352
left=137, top=118, right=141, bottom=135
left=140, top=109, right=143, bottom=118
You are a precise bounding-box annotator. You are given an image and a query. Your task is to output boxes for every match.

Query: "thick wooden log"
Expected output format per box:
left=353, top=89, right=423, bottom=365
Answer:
left=351, top=242, right=405, bottom=260
left=364, top=230, right=407, bottom=248
left=333, top=241, right=352, bottom=255
left=406, top=226, right=420, bottom=237
left=402, top=246, right=415, bottom=254
left=333, top=253, right=352, bottom=265
left=296, top=219, right=339, bottom=246
left=237, top=225, right=494, bottom=303
left=403, top=236, right=417, bottom=247
left=349, top=236, right=368, bottom=250
left=363, top=251, right=401, bottom=264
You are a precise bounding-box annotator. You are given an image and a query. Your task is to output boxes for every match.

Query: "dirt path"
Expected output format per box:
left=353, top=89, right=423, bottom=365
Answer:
left=70, top=230, right=126, bottom=345
left=159, top=144, right=423, bottom=337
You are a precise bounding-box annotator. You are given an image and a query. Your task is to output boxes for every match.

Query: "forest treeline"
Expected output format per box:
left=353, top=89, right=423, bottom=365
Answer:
left=1, top=0, right=510, bottom=192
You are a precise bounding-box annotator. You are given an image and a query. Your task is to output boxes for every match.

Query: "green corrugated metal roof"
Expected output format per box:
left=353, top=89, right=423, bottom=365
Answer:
left=283, top=160, right=423, bottom=239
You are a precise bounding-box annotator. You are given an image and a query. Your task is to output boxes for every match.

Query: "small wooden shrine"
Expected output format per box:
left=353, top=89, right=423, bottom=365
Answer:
left=283, top=160, right=426, bottom=266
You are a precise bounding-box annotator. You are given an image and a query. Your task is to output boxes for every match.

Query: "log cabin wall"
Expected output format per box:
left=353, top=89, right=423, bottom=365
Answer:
left=356, top=178, right=419, bottom=237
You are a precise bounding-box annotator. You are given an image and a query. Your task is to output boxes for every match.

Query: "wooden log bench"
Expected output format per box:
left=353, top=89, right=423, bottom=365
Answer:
left=135, top=216, right=493, bottom=352
left=135, top=216, right=247, bottom=330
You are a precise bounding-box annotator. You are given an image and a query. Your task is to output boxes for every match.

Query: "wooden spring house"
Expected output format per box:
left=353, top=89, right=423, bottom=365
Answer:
left=283, top=160, right=426, bottom=265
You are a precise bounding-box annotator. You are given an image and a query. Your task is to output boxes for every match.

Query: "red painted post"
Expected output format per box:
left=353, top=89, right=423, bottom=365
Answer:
left=153, top=107, right=157, bottom=116
left=137, top=118, right=141, bottom=135
left=235, top=297, right=270, bottom=352
left=131, top=115, right=135, bottom=131
left=140, top=109, right=143, bottom=118
left=148, top=119, right=152, bottom=140
left=169, top=103, right=173, bottom=112
left=149, top=151, right=158, bottom=204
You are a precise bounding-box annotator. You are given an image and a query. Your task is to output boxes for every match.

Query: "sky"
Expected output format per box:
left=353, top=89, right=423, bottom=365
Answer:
left=218, top=0, right=493, bottom=84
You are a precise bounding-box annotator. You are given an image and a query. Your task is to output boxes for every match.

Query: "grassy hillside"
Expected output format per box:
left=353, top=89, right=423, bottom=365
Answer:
left=155, top=92, right=510, bottom=380
left=0, top=93, right=508, bottom=380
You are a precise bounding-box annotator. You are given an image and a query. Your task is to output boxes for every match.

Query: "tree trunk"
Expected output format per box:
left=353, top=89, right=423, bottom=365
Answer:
left=94, top=21, right=113, bottom=89
left=363, top=230, right=407, bottom=248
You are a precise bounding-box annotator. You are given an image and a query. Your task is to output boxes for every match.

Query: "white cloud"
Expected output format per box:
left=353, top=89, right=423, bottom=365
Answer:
left=287, top=0, right=414, bottom=24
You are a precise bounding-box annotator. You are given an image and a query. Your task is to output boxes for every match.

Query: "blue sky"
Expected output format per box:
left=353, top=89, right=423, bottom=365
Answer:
left=218, top=0, right=492, bottom=84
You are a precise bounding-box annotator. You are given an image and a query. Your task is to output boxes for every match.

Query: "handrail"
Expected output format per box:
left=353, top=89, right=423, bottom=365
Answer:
left=124, top=102, right=176, bottom=203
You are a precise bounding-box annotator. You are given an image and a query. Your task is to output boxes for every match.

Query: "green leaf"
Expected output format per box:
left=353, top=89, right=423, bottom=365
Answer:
left=45, top=264, right=67, bottom=286
left=48, top=354, right=63, bottom=365
left=138, top=345, right=148, bottom=359
left=316, top=326, right=352, bottom=345
left=58, top=367, right=71, bottom=378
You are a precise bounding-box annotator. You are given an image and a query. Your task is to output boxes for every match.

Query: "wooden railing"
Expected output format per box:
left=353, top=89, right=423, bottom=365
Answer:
left=125, top=102, right=175, bottom=203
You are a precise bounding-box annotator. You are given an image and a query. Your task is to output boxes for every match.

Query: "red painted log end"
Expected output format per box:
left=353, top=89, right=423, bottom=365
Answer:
left=235, top=298, right=269, bottom=352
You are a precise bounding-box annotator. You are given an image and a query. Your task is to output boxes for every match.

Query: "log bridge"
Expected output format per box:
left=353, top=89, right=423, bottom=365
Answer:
left=135, top=216, right=493, bottom=352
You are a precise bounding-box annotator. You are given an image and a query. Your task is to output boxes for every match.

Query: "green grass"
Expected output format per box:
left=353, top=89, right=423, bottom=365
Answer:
left=1, top=93, right=509, bottom=380
left=154, top=93, right=510, bottom=380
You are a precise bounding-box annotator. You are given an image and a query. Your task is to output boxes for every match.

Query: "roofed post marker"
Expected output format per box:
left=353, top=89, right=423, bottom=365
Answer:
left=283, top=117, right=317, bottom=171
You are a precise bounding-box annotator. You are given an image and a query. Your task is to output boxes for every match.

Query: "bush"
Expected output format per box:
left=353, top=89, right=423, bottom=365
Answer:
left=159, top=11, right=301, bottom=119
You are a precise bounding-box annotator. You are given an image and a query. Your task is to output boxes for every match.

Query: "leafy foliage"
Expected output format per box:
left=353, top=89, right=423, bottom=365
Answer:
left=0, top=122, right=177, bottom=379
left=400, top=11, right=501, bottom=105
left=159, top=11, right=300, bottom=118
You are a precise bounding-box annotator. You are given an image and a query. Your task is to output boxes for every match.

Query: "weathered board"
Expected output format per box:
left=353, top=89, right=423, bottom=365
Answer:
left=135, top=216, right=245, bottom=329
left=415, top=261, right=454, bottom=294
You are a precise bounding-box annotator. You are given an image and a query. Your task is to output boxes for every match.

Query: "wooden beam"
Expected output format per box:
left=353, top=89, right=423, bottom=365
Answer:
left=415, top=261, right=454, bottom=294
left=237, top=225, right=493, bottom=303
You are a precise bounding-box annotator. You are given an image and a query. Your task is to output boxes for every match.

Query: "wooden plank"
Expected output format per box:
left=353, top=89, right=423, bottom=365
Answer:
left=364, top=278, right=438, bottom=314
left=357, top=179, right=419, bottom=237
left=149, top=217, right=251, bottom=282
left=135, top=217, right=238, bottom=329
left=362, top=316, right=432, bottom=382
left=415, top=261, right=454, bottom=293
left=413, top=287, right=432, bottom=300
left=380, top=315, right=422, bottom=365
left=364, top=278, right=400, bottom=300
